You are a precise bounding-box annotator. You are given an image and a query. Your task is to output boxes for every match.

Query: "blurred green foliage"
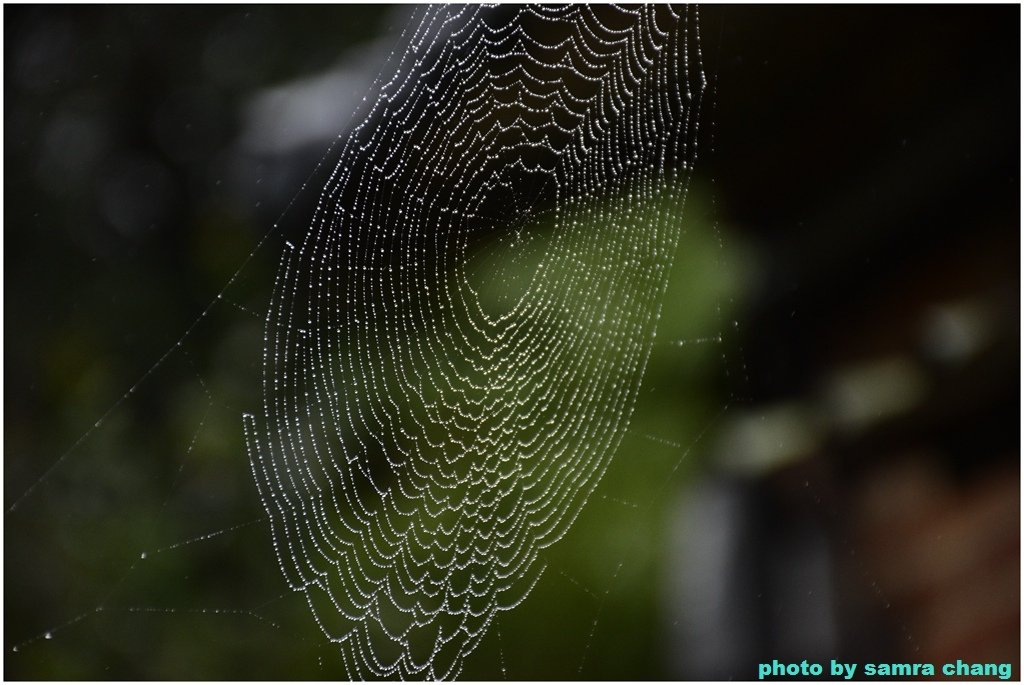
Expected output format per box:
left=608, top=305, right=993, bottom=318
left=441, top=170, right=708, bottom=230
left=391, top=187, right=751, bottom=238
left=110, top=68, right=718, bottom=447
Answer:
left=459, top=186, right=740, bottom=679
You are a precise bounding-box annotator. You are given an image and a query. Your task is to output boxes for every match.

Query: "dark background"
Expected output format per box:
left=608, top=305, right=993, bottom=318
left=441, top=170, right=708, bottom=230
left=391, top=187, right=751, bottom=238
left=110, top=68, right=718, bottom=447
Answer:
left=5, top=5, right=1019, bottom=680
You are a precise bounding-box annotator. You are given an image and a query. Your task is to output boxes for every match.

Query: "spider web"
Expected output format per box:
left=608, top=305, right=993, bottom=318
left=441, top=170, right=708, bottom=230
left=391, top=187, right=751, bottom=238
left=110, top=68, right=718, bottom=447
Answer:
left=242, top=5, right=706, bottom=679
left=6, top=5, right=729, bottom=680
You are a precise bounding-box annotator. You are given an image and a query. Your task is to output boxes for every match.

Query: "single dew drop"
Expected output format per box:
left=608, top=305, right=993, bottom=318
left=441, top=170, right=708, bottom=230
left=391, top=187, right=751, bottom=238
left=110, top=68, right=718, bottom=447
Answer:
left=44, top=632, right=52, bottom=640
left=140, top=552, right=147, bottom=560
left=12, top=646, right=19, bottom=653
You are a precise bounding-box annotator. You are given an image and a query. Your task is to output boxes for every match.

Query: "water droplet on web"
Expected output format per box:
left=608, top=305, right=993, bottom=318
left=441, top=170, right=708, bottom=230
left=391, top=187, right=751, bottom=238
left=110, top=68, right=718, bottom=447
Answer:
left=44, top=632, right=52, bottom=640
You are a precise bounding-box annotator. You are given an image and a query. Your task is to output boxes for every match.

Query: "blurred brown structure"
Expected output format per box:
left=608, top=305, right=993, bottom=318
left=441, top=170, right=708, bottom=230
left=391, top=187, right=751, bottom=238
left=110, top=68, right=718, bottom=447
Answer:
left=668, top=4, right=1018, bottom=679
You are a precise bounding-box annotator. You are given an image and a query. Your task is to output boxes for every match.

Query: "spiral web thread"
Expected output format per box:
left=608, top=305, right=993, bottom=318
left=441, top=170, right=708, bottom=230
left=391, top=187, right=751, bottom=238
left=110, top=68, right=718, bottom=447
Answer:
left=243, top=5, right=704, bottom=679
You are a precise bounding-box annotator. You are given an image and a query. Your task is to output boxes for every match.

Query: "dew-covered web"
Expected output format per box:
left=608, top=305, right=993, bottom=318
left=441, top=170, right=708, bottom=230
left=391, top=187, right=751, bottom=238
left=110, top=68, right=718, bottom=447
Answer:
left=243, top=5, right=705, bottom=679
left=7, top=4, right=728, bottom=680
